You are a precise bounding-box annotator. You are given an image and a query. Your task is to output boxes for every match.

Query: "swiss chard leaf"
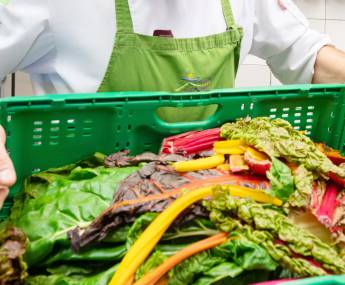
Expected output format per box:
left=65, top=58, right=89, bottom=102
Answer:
left=135, top=250, right=167, bottom=281
left=43, top=244, right=127, bottom=266
left=193, top=262, right=243, bottom=285
left=206, top=270, right=272, bottom=285
left=9, top=163, right=138, bottom=267
left=212, top=238, right=277, bottom=271
left=168, top=251, right=226, bottom=285
left=126, top=213, right=158, bottom=248
left=167, top=238, right=277, bottom=285
left=24, top=264, right=118, bottom=285
left=266, top=157, right=294, bottom=201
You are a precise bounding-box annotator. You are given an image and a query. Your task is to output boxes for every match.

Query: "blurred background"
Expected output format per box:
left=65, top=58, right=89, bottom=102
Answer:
left=1, top=0, right=345, bottom=97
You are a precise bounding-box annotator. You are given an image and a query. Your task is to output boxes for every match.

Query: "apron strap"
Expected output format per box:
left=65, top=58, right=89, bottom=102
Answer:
left=221, top=0, right=236, bottom=29
left=115, top=0, right=134, bottom=33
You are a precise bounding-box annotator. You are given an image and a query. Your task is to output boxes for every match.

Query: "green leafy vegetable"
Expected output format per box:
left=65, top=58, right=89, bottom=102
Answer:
left=287, top=165, right=315, bottom=208
left=192, top=262, right=244, bottom=285
left=135, top=250, right=167, bottom=281
left=198, top=271, right=271, bottom=285
left=8, top=155, right=139, bottom=267
left=24, top=264, right=118, bottom=285
left=8, top=147, right=339, bottom=285
left=102, top=225, right=131, bottom=244
left=214, top=238, right=277, bottom=271
left=220, top=118, right=345, bottom=177
left=168, top=251, right=226, bottom=285
left=205, top=186, right=345, bottom=276
left=266, top=157, right=294, bottom=201
left=126, top=213, right=158, bottom=248
left=167, top=238, right=277, bottom=285
left=162, top=218, right=218, bottom=241
left=43, top=244, right=127, bottom=266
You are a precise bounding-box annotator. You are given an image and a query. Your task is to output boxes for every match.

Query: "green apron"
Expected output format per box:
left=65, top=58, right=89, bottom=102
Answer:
left=98, top=0, right=243, bottom=122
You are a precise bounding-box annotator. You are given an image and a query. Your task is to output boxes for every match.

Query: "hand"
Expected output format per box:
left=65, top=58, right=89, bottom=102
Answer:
left=0, top=126, right=16, bottom=209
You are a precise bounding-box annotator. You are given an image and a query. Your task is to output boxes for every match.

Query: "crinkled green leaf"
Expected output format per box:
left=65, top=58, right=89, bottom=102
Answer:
left=135, top=250, right=167, bottom=281
left=43, top=244, right=127, bottom=266
left=163, top=218, right=218, bottom=241
left=266, top=157, right=294, bottom=202
left=213, top=238, right=277, bottom=271
left=200, top=271, right=271, bottom=285
left=168, top=251, right=226, bottom=285
left=24, top=264, right=118, bottom=285
left=46, top=264, right=94, bottom=276
left=193, top=262, right=243, bottom=285
left=102, top=225, right=131, bottom=243
left=287, top=165, right=315, bottom=208
left=9, top=159, right=138, bottom=267
left=126, top=212, right=158, bottom=248
left=220, top=118, right=345, bottom=177
left=167, top=237, right=277, bottom=285
left=206, top=187, right=345, bottom=276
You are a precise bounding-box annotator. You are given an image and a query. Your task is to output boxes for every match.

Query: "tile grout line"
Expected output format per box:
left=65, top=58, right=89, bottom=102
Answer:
left=324, top=0, right=326, bottom=33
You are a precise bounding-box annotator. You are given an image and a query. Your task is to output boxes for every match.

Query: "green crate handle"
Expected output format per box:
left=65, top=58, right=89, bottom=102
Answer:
left=155, top=118, right=218, bottom=131
left=154, top=108, right=219, bottom=131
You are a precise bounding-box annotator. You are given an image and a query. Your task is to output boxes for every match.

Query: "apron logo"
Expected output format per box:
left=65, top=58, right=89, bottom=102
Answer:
left=175, top=73, right=211, bottom=92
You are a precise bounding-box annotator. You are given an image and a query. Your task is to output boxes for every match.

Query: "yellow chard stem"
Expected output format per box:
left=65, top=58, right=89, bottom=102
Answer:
left=213, top=140, right=245, bottom=148
left=172, top=154, right=225, bottom=172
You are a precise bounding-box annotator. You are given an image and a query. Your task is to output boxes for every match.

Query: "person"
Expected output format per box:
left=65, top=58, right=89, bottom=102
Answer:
left=1, top=0, right=345, bottom=208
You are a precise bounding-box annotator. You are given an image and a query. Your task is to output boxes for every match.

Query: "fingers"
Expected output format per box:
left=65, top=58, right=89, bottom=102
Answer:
left=0, top=126, right=16, bottom=188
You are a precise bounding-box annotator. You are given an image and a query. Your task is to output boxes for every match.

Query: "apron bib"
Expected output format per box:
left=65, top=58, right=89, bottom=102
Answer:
left=98, top=0, right=243, bottom=122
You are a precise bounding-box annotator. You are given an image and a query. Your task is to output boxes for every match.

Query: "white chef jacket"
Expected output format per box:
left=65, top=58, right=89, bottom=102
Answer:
left=0, top=0, right=330, bottom=95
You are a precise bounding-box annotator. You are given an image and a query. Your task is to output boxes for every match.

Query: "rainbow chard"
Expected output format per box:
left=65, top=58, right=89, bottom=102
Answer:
left=315, top=184, right=338, bottom=228
left=308, top=182, right=345, bottom=245
left=244, top=147, right=272, bottom=176
left=328, top=172, right=345, bottom=187
left=160, top=128, right=221, bottom=155
left=229, top=154, right=249, bottom=173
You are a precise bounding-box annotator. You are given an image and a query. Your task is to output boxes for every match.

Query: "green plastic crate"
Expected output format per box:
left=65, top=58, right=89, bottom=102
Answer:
left=1, top=84, right=345, bottom=220
left=1, top=84, right=345, bottom=285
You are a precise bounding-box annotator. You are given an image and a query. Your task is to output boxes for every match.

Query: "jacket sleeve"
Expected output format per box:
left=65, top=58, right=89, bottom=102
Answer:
left=249, top=0, right=331, bottom=84
left=0, top=0, right=55, bottom=83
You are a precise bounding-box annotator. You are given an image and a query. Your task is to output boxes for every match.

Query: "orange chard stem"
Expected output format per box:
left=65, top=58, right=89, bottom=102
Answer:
left=134, top=232, right=228, bottom=285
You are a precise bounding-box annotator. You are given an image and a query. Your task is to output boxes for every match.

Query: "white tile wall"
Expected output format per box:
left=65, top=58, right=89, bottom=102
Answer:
left=236, top=0, right=345, bottom=88
left=326, top=0, right=345, bottom=20
left=2, top=72, right=33, bottom=97
left=309, top=19, right=326, bottom=33
left=3, top=76, right=11, bottom=97
left=294, top=0, right=325, bottom=19
left=235, top=65, right=271, bottom=87
left=326, top=20, right=345, bottom=50
left=1, top=0, right=345, bottom=95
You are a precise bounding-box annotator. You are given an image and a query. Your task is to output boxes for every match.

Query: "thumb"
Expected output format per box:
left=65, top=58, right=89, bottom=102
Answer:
left=0, top=126, right=16, bottom=187
left=0, top=188, right=9, bottom=209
